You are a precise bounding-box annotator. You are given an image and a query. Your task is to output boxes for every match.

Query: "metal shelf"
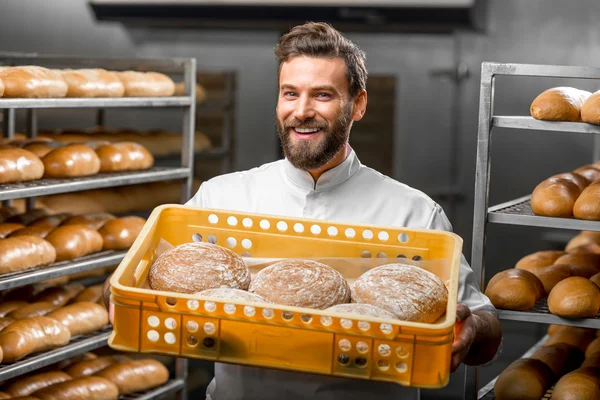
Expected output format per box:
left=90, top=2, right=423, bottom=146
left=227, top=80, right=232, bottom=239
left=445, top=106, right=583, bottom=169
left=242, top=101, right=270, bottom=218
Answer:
left=0, top=167, right=189, bottom=201
left=121, top=379, right=185, bottom=400
left=478, top=335, right=549, bottom=399
left=0, top=97, right=191, bottom=109
left=488, top=195, right=600, bottom=231
left=0, top=327, right=111, bottom=381
left=0, top=250, right=125, bottom=291
left=497, top=298, right=600, bottom=329
left=493, top=116, right=600, bottom=135
left=480, top=388, right=553, bottom=400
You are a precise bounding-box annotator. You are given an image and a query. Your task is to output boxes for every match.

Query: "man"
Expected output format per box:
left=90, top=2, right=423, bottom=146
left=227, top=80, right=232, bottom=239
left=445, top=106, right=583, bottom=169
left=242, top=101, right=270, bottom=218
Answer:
left=186, top=22, right=502, bottom=400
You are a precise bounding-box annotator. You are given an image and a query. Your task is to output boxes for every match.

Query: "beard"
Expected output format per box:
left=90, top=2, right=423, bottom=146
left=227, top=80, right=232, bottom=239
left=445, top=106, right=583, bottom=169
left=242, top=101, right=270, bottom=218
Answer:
left=277, top=103, right=353, bottom=171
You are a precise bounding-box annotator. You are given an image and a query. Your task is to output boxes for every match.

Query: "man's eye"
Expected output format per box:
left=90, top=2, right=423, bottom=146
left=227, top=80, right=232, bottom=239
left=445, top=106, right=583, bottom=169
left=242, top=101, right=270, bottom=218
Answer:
left=284, top=92, right=297, bottom=97
left=316, top=93, right=331, bottom=98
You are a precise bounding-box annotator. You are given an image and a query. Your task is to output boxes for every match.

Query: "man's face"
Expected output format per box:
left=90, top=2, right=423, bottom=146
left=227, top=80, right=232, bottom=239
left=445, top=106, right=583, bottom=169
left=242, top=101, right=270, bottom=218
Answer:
left=276, top=56, right=354, bottom=171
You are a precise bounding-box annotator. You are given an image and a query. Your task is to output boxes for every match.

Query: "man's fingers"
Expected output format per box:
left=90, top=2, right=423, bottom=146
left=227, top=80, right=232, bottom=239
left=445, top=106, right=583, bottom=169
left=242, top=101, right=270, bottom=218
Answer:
left=456, top=303, right=471, bottom=322
left=109, top=301, right=115, bottom=325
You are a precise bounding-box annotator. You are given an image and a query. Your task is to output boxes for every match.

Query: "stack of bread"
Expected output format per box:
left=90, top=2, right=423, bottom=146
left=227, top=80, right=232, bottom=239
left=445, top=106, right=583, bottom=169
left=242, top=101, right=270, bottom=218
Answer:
left=530, top=86, right=600, bottom=125
left=494, top=325, right=600, bottom=400
left=0, top=349, right=169, bottom=399
left=486, top=231, right=600, bottom=318
left=146, top=242, right=449, bottom=323
left=0, top=138, right=155, bottom=184
left=530, top=167, right=600, bottom=220
left=0, top=65, right=200, bottom=99
left=0, top=207, right=145, bottom=276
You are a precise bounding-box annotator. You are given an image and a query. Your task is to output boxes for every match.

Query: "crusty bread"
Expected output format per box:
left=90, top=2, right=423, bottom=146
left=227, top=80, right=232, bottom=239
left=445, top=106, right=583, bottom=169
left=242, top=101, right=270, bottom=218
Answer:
left=530, top=177, right=581, bottom=218
left=582, top=90, right=600, bottom=125
left=573, top=182, right=600, bottom=220
left=494, top=358, right=553, bottom=400
left=515, top=250, right=566, bottom=275
left=0, top=66, right=68, bottom=98
left=148, top=242, right=250, bottom=294
left=250, top=259, right=351, bottom=310
left=548, top=276, right=600, bottom=318
left=195, top=287, right=270, bottom=303
left=530, top=87, right=591, bottom=122
left=60, top=68, right=124, bottom=98
left=326, top=303, right=398, bottom=319
left=351, top=263, right=447, bottom=322
left=485, top=269, right=544, bottom=310
left=552, top=367, right=600, bottom=400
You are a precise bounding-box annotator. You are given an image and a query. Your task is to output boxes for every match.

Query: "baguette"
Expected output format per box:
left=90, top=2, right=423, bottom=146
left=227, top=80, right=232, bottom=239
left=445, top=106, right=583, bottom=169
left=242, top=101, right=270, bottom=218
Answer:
left=7, top=302, right=59, bottom=320
left=73, top=285, right=104, bottom=304
left=31, top=376, right=118, bottom=400
left=94, top=359, right=169, bottom=394
left=0, top=317, right=14, bottom=331
left=60, top=69, right=124, bottom=98
left=5, top=371, right=72, bottom=397
left=0, top=66, right=68, bottom=98
left=116, top=71, right=175, bottom=97
left=61, top=213, right=115, bottom=230
left=33, top=283, right=86, bottom=307
left=0, top=223, right=25, bottom=238
left=0, top=236, right=56, bottom=275
left=0, top=301, right=28, bottom=317
left=65, top=356, right=124, bottom=378
left=0, top=316, right=71, bottom=362
left=46, top=302, right=108, bottom=336
left=42, top=144, right=100, bottom=178
left=530, top=87, right=591, bottom=122
left=45, top=225, right=103, bottom=261
left=95, top=142, right=154, bottom=172
left=0, top=149, right=44, bottom=184
left=0, top=206, right=20, bottom=223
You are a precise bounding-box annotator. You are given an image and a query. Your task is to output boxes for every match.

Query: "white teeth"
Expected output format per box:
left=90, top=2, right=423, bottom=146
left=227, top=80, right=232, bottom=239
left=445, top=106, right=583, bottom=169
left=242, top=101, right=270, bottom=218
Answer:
left=295, top=128, right=320, bottom=133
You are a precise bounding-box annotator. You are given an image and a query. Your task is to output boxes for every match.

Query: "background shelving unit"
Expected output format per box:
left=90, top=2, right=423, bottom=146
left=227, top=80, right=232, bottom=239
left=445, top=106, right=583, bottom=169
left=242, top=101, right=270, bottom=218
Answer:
left=0, top=53, right=196, bottom=400
left=466, top=62, right=600, bottom=400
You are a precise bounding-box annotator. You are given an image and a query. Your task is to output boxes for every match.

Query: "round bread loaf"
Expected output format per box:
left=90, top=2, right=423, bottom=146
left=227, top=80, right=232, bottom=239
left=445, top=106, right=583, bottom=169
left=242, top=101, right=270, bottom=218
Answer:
left=351, top=263, right=447, bottom=323
left=573, top=165, right=600, bottom=183
left=555, top=252, right=600, bottom=271
left=195, top=287, right=269, bottom=303
left=582, top=90, right=600, bottom=125
left=530, top=177, right=581, bottom=218
left=569, top=243, right=600, bottom=255
left=515, top=250, right=566, bottom=275
left=546, top=327, right=595, bottom=352
left=530, top=87, right=591, bottom=122
left=484, top=269, right=543, bottom=310
left=585, top=337, right=600, bottom=358
left=148, top=242, right=250, bottom=294
left=590, top=272, right=600, bottom=288
left=573, top=183, right=600, bottom=221
left=249, top=259, right=350, bottom=309
left=494, top=358, right=553, bottom=400
left=552, top=368, right=600, bottom=400
left=536, top=264, right=572, bottom=294
left=552, top=172, right=591, bottom=192
left=531, top=343, right=583, bottom=379
left=326, top=303, right=397, bottom=320
left=548, top=277, right=600, bottom=318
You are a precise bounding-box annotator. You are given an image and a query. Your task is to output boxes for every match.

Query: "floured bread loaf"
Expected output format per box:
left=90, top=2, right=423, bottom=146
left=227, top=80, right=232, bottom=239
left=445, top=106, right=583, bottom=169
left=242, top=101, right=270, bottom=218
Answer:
left=352, top=264, right=448, bottom=323
left=148, top=242, right=250, bottom=293
left=249, top=259, right=350, bottom=309
left=326, top=303, right=397, bottom=320
left=195, top=287, right=270, bottom=303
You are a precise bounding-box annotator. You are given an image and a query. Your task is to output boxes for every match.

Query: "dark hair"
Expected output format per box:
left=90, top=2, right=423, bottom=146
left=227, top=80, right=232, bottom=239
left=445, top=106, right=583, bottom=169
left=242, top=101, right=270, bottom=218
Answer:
left=274, top=22, right=368, bottom=98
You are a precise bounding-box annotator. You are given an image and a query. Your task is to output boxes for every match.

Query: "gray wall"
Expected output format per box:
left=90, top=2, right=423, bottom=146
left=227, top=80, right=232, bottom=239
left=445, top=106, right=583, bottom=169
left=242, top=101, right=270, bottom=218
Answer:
left=1, top=0, right=600, bottom=398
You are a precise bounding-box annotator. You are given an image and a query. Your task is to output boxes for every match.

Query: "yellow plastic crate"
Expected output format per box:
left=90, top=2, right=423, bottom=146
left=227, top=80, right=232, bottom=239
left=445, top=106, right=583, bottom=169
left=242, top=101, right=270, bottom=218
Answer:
left=108, top=205, right=462, bottom=389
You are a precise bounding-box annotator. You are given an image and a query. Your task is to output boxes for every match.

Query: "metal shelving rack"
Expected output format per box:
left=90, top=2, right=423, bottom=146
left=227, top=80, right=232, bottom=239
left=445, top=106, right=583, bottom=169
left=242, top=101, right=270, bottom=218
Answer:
left=466, top=62, right=600, bottom=400
left=0, top=53, right=196, bottom=399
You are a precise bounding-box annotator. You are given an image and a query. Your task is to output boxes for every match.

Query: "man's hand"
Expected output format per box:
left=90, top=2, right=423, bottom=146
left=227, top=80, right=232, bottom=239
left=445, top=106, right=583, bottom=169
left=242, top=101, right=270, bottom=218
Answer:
left=451, top=303, right=503, bottom=372
left=451, top=303, right=476, bottom=372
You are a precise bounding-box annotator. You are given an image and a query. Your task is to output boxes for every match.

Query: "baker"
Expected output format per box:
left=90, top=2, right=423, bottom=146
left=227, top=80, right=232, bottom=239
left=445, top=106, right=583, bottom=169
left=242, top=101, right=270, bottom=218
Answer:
left=105, top=21, right=503, bottom=400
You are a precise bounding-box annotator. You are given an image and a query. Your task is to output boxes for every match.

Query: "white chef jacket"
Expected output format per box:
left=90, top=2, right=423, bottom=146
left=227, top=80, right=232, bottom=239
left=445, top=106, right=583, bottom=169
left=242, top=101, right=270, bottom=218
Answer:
left=186, top=148, right=496, bottom=400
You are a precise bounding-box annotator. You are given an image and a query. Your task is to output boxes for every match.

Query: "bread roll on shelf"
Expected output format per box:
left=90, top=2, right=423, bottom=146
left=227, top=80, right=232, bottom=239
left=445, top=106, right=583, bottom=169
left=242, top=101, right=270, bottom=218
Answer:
left=573, top=183, right=600, bottom=220
left=545, top=327, right=595, bottom=352
left=46, top=302, right=108, bottom=336
left=4, top=371, right=72, bottom=397
left=0, top=206, right=21, bottom=223
left=31, top=376, right=118, bottom=400
left=536, top=264, right=572, bottom=293
left=573, top=165, right=600, bottom=183
left=65, top=356, right=122, bottom=378
left=548, top=277, right=600, bottom=318
left=566, top=231, right=600, bottom=252
left=582, top=90, right=600, bottom=125
left=493, top=358, right=553, bottom=400
left=484, top=269, right=544, bottom=310
left=555, top=252, right=600, bottom=271
left=22, top=141, right=61, bottom=159
left=7, top=302, right=59, bottom=320
left=551, top=172, right=591, bottom=192
left=552, top=367, right=600, bottom=400
left=530, top=87, right=591, bottom=122
left=0, top=223, right=26, bottom=238
left=60, top=69, right=125, bottom=98
left=45, top=225, right=103, bottom=261
left=173, top=81, right=207, bottom=103
left=515, top=250, right=566, bottom=275
left=93, top=359, right=169, bottom=395
left=115, top=71, right=175, bottom=97
left=61, top=213, right=115, bottom=230
left=98, top=216, right=145, bottom=250
left=6, top=209, right=52, bottom=226
left=0, top=236, right=57, bottom=275
left=0, top=149, right=44, bottom=184
left=73, top=285, right=104, bottom=304
left=42, top=144, right=100, bottom=178
left=585, top=337, right=600, bottom=358
left=0, top=66, right=68, bottom=98
left=530, top=177, right=581, bottom=218
left=95, top=142, right=153, bottom=173
left=531, top=343, right=583, bottom=379
left=33, top=283, right=86, bottom=307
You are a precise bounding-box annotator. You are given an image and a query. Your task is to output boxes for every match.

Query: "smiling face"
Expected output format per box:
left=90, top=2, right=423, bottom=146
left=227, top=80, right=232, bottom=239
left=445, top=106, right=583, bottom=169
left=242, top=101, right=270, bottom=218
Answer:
left=276, top=56, right=366, bottom=171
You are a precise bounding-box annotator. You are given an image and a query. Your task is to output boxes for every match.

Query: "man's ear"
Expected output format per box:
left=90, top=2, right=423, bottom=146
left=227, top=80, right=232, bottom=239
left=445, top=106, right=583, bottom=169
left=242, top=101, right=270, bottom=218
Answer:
left=351, top=90, right=367, bottom=122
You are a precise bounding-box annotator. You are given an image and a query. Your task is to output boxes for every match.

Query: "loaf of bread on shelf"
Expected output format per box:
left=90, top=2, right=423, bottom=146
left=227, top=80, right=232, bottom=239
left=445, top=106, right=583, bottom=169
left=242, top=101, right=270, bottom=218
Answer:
left=515, top=250, right=566, bottom=275
left=0, top=236, right=56, bottom=275
left=94, top=359, right=169, bottom=394
left=33, top=283, right=86, bottom=306
left=548, top=276, right=600, bottom=318
left=0, top=148, right=44, bottom=184
left=65, top=355, right=127, bottom=378
left=9, top=213, right=71, bottom=238
left=573, top=165, right=600, bottom=183
left=555, top=252, right=600, bottom=273
left=6, top=208, right=53, bottom=226
left=21, top=140, right=62, bottom=159
left=61, top=212, right=115, bottom=230
left=552, top=367, right=600, bottom=400
left=95, top=142, right=154, bottom=172
left=60, top=69, right=125, bottom=98
left=115, top=71, right=175, bottom=97
left=566, top=231, right=600, bottom=252
left=573, top=182, right=600, bottom=221
left=0, top=66, right=68, bottom=98
left=42, top=144, right=101, bottom=178
left=582, top=90, right=600, bottom=125
left=173, top=81, right=207, bottom=103
left=72, top=285, right=104, bottom=304
left=484, top=269, right=544, bottom=310
left=0, top=223, right=25, bottom=238
left=0, top=316, right=71, bottom=362
left=493, top=358, right=553, bottom=400
left=7, top=301, right=59, bottom=320
left=531, top=343, right=583, bottom=379
left=31, top=376, right=119, bottom=400
left=98, top=216, right=145, bottom=250
left=149, top=242, right=251, bottom=294
left=551, top=172, right=591, bottom=191
left=0, top=206, right=20, bottom=223
left=45, top=224, right=103, bottom=261
left=530, top=177, right=581, bottom=218
left=46, top=302, right=108, bottom=336
left=0, top=301, right=27, bottom=317
left=530, top=87, right=591, bottom=122
left=536, top=264, right=572, bottom=293
left=584, top=336, right=600, bottom=358
left=4, top=371, right=72, bottom=397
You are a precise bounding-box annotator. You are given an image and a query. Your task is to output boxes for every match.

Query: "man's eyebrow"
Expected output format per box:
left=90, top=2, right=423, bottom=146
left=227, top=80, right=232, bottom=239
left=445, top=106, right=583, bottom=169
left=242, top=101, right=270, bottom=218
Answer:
left=280, top=84, right=297, bottom=91
left=280, top=84, right=339, bottom=93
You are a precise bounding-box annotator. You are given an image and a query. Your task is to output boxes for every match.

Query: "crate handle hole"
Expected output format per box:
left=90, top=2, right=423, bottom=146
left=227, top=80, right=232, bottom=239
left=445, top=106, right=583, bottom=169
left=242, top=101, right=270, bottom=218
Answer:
left=396, top=346, right=410, bottom=358
left=242, top=218, right=253, bottom=228
left=241, top=239, right=253, bottom=249
left=311, top=225, right=321, bottom=235
left=203, top=337, right=216, bottom=348
left=277, top=221, right=288, bottom=232
left=340, top=319, right=353, bottom=329
left=282, top=311, right=294, bottom=321
left=345, top=228, right=356, bottom=238
left=356, top=341, right=369, bottom=354
left=244, top=306, right=256, bottom=317
left=192, top=233, right=202, bottom=242
left=327, top=226, right=338, bottom=236
left=204, top=301, right=216, bottom=312
left=166, top=297, right=177, bottom=306
left=397, top=254, right=407, bottom=259
left=398, top=233, right=409, bottom=243
left=377, top=252, right=388, bottom=258
left=355, top=356, right=368, bottom=368
left=301, top=314, right=313, bottom=324
left=362, top=229, right=373, bottom=240
left=259, top=220, right=270, bottom=230
left=224, top=304, right=237, bottom=315
left=208, top=235, right=218, bottom=244
left=204, top=322, right=216, bottom=335
left=378, top=231, right=389, bottom=241
left=395, top=362, right=408, bottom=373
left=187, top=336, right=198, bottom=347
left=377, top=359, right=390, bottom=371
left=186, top=320, right=199, bottom=333
left=227, top=216, right=238, bottom=226
left=262, top=308, right=274, bottom=319
left=320, top=316, right=332, bottom=326
left=164, top=332, right=176, bottom=344
left=412, top=255, right=422, bottom=261
left=147, top=330, right=159, bottom=342
left=338, top=354, right=350, bottom=366
left=378, top=344, right=391, bottom=357
left=361, top=250, right=372, bottom=258
left=293, top=223, right=304, bottom=233
left=208, top=214, right=219, bottom=224
left=338, top=339, right=351, bottom=351
left=226, top=237, right=237, bottom=247
left=147, top=315, right=160, bottom=328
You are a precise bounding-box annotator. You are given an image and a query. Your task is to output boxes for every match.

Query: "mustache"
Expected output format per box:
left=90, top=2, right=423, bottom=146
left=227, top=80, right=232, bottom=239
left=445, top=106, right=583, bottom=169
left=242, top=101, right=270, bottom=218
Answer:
left=283, top=118, right=328, bottom=129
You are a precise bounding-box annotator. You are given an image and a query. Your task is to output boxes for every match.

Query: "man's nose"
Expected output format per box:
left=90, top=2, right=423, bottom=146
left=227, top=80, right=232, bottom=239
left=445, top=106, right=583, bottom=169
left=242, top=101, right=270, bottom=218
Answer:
left=294, top=96, right=316, bottom=121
